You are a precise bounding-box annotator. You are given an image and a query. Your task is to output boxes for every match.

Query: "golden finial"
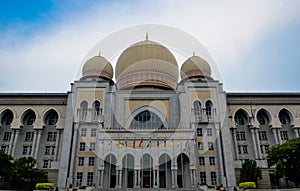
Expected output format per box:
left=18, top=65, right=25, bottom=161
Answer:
left=193, top=51, right=195, bottom=56
left=146, top=32, right=148, bottom=40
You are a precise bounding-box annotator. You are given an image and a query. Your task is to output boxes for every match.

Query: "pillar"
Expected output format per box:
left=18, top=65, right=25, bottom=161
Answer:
left=119, top=170, right=122, bottom=188
left=156, top=169, right=159, bottom=188
left=293, top=128, right=299, bottom=137
left=34, top=130, right=42, bottom=159
left=31, top=130, right=37, bottom=157
left=255, top=129, right=262, bottom=159
left=11, top=130, right=19, bottom=157
left=8, top=131, right=15, bottom=155
left=100, top=170, right=104, bottom=188
left=272, top=128, right=279, bottom=144
left=134, top=170, right=137, bottom=188
left=54, top=130, right=60, bottom=161
left=69, top=125, right=78, bottom=182
left=137, top=170, right=140, bottom=187
left=232, top=128, right=239, bottom=159
left=250, top=128, right=258, bottom=159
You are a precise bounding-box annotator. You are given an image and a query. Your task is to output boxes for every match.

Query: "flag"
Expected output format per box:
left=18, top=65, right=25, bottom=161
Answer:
left=194, top=137, right=197, bottom=145
left=125, top=139, right=128, bottom=147
left=117, top=141, right=124, bottom=148
left=157, top=139, right=160, bottom=147
left=169, top=139, right=174, bottom=147
left=164, top=138, right=166, bottom=147
left=146, top=138, right=151, bottom=147
left=176, top=140, right=181, bottom=147
left=185, top=140, right=190, bottom=147
left=132, top=139, right=136, bottom=148
left=139, top=138, right=143, bottom=147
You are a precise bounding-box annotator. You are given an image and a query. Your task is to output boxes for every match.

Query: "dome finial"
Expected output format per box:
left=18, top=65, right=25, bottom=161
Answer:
left=193, top=51, right=195, bottom=56
left=98, top=51, right=101, bottom=56
left=146, top=32, right=148, bottom=40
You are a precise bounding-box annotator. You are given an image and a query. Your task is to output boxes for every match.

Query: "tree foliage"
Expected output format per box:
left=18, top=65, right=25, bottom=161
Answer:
left=0, top=152, right=48, bottom=190
left=240, top=159, right=262, bottom=183
left=268, top=137, right=300, bottom=187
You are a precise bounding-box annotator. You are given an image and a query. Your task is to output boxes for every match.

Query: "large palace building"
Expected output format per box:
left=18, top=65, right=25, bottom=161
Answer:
left=0, top=37, right=299, bottom=190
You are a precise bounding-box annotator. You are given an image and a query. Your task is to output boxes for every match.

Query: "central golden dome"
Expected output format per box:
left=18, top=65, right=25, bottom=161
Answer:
left=115, top=39, right=179, bottom=89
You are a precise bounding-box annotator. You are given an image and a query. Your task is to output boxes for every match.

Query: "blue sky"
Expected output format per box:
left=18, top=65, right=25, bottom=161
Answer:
left=0, top=0, right=299, bottom=92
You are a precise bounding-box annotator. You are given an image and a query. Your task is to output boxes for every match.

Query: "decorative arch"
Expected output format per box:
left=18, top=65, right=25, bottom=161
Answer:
left=126, top=106, right=168, bottom=129
left=0, top=109, right=14, bottom=126
left=177, top=153, right=191, bottom=188
left=43, top=109, right=59, bottom=126
left=193, top=100, right=202, bottom=117
left=205, top=100, right=213, bottom=116
left=256, top=108, right=272, bottom=126
left=278, top=108, right=293, bottom=125
left=92, top=100, right=101, bottom=117
left=122, top=154, right=134, bottom=188
left=103, top=154, right=117, bottom=188
left=79, top=101, right=88, bottom=120
left=20, top=109, right=37, bottom=126
left=233, top=108, right=249, bottom=126
left=159, top=153, right=172, bottom=188
left=140, top=153, right=154, bottom=188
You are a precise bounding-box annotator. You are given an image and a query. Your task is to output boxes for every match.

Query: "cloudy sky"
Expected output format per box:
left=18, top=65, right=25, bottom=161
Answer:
left=0, top=0, right=299, bottom=92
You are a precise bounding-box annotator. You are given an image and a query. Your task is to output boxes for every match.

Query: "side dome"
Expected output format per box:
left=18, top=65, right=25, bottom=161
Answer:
left=115, top=39, right=179, bottom=90
left=180, top=55, right=212, bottom=80
left=81, top=54, right=113, bottom=80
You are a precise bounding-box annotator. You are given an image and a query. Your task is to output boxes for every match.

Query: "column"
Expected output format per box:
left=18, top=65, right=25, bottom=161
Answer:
left=54, top=130, right=60, bottom=161
left=171, top=169, right=175, bottom=188
left=134, top=170, right=137, bottom=188
left=11, top=130, right=19, bottom=157
left=250, top=128, right=258, bottom=159
left=278, top=129, right=283, bottom=144
left=174, top=169, right=178, bottom=188
left=137, top=170, right=140, bottom=187
left=153, top=170, right=156, bottom=187
left=34, top=130, right=42, bottom=159
left=69, top=125, right=78, bottom=180
left=100, top=170, right=104, bottom=188
left=255, top=129, right=262, bottom=159
left=156, top=169, right=159, bottom=188
left=232, top=128, right=239, bottom=159
left=8, top=131, right=15, bottom=155
left=293, top=128, right=299, bottom=137
left=193, top=169, right=196, bottom=187
left=115, top=170, right=119, bottom=188
left=272, top=128, right=279, bottom=144
left=190, top=170, right=194, bottom=187
left=31, top=130, right=37, bottom=157
left=119, top=170, right=122, bottom=188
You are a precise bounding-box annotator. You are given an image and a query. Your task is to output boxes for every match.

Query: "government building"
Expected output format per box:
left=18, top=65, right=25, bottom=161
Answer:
left=0, top=35, right=299, bottom=190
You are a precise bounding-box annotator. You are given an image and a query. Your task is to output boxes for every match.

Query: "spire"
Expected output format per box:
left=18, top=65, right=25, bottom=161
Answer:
left=146, top=32, right=148, bottom=40
left=193, top=51, right=195, bottom=56
left=98, top=51, right=101, bottom=56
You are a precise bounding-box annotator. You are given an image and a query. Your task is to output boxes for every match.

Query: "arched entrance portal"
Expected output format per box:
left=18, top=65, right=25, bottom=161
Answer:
left=141, top=154, right=153, bottom=188
left=103, top=154, right=117, bottom=188
left=159, top=153, right=172, bottom=188
left=122, top=154, right=134, bottom=188
left=177, top=153, right=191, bottom=188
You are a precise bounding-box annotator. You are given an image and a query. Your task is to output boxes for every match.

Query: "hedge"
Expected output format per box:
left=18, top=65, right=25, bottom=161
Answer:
left=36, top=183, right=55, bottom=190
left=239, top=182, right=256, bottom=189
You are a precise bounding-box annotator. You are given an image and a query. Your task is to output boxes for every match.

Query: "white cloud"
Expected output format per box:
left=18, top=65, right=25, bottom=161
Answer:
left=0, top=0, right=299, bottom=92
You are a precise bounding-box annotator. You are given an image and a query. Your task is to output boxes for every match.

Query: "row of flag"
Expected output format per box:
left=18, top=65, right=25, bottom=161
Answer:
left=101, top=138, right=197, bottom=148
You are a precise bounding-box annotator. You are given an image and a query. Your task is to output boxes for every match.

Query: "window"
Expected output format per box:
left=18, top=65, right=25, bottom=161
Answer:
left=205, top=101, right=213, bottom=117
left=242, top=146, right=248, bottom=154
left=279, top=109, right=291, bottom=125
left=265, top=145, right=269, bottom=153
left=197, top=128, right=203, bottom=136
left=47, top=132, right=57, bottom=141
left=44, top=109, right=58, bottom=125
left=130, top=110, right=164, bottom=129
left=209, top=157, right=215, bottom=165
left=89, top=142, right=96, bottom=151
left=93, top=100, right=101, bottom=118
left=208, top=142, right=214, bottom=151
left=88, top=157, right=95, bottom=166
left=87, top=172, right=94, bottom=186
left=22, top=146, right=32, bottom=155
left=43, top=160, right=52, bottom=168
left=78, top=157, right=84, bottom=166
left=1, top=145, right=9, bottom=154
left=236, top=131, right=246, bottom=141
left=199, top=157, right=205, bottom=165
left=260, top=145, right=264, bottom=153
left=45, top=146, right=55, bottom=155
left=198, top=142, right=204, bottom=150
left=257, top=109, right=270, bottom=125
left=76, top=172, right=83, bottom=187
left=193, top=101, right=201, bottom=118
left=80, top=101, right=88, bottom=120
left=91, top=128, right=97, bottom=137
left=200, top=172, right=206, bottom=185
left=79, top=142, right=85, bottom=151
left=81, top=128, right=87, bottom=137
left=211, top=172, right=217, bottom=185
left=23, top=110, right=36, bottom=125
left=234, top=109, right=248, bottom=125
left=207, top=128, right=213, bottom=136
left=3, top=132, right=11, bottom=141
left=280, top=131, right=288, bottom=140
left=237, top=146, right=242, bottom=154
left=258, top=131, right=267, bottom=141
left=25, top=132, right=34, bottom=141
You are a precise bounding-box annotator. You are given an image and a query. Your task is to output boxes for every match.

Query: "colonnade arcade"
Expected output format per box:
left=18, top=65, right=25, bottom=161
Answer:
left=98, top=152, right=196, bottom=189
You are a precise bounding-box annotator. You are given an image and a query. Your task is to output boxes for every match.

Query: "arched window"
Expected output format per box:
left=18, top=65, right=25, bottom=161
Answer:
left=130, top=110, right=164, bottom=129
left=257, top=109, right=270, bottom=126
left=22, top=109, right=36, bottom=126
left=193, top=101, right=201, bottom=117
left=44, top=109, right=59, bottom=125
left=205, top=100, right=213, bottom=117
left=234, top=109, right=248, bottom=125
left=279, top=109, right=292, bottom=125
left=1, top=109, right=13, bottom=126
left=80, top=101, right=88, bottom=120
left=92, top=100, right=101, bottom=117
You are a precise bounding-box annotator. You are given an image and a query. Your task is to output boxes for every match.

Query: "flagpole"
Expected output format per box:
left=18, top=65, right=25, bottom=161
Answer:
left=180, top=138, right=184, bottom=188
left=108, top=139, right=112, bottom=188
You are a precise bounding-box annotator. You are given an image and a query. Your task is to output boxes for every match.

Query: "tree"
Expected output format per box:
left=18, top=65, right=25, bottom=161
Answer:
left=0, top=150, right=13, bottom=183
left=240, top=159, right=262, bottom=184
left=268, top=137, right=300, bottom=187
left=11, top=156, right=48, bottom=190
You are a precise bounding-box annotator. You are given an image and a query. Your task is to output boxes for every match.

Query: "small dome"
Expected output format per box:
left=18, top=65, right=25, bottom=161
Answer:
left=180, top=55, right=212, bottom=80
left=81, top=54, right=113, bottom=80
left=115, top=39, right=179, bottom=89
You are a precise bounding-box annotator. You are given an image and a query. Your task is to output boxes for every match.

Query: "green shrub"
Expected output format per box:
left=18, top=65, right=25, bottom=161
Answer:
left=239, top=182, right=256, bottom=189
left=36, top=183, right=55, bottom=190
